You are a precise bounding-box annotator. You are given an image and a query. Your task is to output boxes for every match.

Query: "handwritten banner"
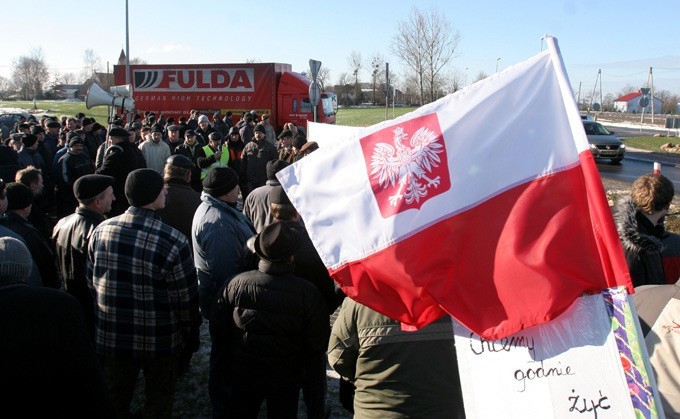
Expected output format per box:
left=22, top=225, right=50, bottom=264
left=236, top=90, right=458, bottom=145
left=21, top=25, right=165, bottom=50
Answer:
left=453, top=291, right=662, bottom=418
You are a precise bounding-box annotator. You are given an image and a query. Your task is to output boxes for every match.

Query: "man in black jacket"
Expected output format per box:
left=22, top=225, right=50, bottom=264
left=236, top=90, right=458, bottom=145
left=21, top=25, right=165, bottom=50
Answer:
left=96, top=127, right=143, bottom=216
left=211, top=222, right=329, bottom=418
left=53, top=174, right=115, bottom=339
left=0, top=182, right=60, bottom=288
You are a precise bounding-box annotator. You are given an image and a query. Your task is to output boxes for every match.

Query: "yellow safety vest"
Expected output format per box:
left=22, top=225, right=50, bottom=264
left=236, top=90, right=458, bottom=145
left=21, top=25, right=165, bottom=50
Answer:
left=201, top=145, right=230, bottom=179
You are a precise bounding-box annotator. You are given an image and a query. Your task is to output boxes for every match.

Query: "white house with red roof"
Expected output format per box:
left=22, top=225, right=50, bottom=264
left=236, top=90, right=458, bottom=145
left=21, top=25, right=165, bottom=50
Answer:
left=613, top=91, right=663, bottom=113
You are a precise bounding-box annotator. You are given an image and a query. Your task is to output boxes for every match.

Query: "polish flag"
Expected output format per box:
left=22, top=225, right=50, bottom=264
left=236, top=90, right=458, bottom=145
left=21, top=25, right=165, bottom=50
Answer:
left=278, top=37, right=632, bottom=340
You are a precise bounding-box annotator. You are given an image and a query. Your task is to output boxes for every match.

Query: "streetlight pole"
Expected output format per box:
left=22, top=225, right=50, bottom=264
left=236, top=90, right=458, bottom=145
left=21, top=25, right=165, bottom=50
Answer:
left=125, top=0, right=130, bottom=86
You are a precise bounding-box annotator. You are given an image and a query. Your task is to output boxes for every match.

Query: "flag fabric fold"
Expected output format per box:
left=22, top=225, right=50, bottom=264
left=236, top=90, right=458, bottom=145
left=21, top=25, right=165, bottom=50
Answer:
left=278, top=36, right=632, bottom=340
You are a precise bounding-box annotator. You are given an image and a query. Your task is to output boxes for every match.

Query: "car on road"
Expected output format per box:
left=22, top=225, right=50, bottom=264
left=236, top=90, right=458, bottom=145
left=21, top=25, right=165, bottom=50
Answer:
left=0, top=113, right=30, bottom=141
left=580, top=114, right=594, bottom=121
left=583, top=121, right=625, bottom=164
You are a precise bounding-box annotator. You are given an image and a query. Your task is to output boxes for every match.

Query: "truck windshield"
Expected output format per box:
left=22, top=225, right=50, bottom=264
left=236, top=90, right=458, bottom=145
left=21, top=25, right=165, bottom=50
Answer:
left=321, top=94, right=337, bottom=117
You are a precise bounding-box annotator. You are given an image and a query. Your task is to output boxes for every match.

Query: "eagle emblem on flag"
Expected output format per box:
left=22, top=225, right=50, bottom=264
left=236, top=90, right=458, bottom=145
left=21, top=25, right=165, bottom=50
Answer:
left=361, top=113, right=450, bottom=217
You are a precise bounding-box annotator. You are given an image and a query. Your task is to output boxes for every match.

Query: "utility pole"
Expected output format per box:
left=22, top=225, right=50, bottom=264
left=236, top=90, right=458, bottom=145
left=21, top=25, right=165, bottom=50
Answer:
left=385, top=63, right=389, bottom=120
left=648, top=67, right=655, bottom=124
left=590, top=69, right=602, bottom=116
left=577, top=81, right=582, bottom=111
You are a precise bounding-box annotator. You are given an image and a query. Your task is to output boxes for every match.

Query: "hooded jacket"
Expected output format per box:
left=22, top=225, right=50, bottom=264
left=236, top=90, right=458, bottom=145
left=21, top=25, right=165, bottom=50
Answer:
left=615, top=196, right=666, bottom=287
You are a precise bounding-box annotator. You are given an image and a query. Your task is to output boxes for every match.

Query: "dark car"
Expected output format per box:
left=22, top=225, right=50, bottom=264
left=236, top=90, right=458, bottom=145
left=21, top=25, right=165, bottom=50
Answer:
left=583, top=121, right=625, bottom=164
left=0, top=113, right=30, bottom=141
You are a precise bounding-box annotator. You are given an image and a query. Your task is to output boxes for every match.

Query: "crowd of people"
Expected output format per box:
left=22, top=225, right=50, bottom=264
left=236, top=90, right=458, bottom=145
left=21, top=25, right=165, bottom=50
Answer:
left=5, top=105, right=680, bottom=417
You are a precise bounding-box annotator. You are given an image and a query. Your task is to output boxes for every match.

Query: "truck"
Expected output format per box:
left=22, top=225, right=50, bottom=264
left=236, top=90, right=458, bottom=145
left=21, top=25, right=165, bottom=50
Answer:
left=112, top=62, right=337, bottom=130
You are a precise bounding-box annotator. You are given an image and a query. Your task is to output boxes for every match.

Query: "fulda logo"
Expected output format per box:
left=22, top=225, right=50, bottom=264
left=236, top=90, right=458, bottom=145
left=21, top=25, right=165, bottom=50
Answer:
left=133, top=68, right=255, bottom=92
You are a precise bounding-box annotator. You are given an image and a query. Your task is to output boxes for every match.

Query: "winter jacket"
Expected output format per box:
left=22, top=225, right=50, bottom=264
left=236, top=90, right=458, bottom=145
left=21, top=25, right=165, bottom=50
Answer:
left=328, top=299, right=465, bottom=419
left=191, top=192, right=255, bottom=318
left=96, top=141, right=142, bottom=216
left=615, top=197, right=666, bottom=287
left=156, top=178, right=202, bottom=247
left=211, top=259, right=329, bottom=386
left=239, top=140, right=278, bottom=196
left=52, top=206, right=106, bottom=338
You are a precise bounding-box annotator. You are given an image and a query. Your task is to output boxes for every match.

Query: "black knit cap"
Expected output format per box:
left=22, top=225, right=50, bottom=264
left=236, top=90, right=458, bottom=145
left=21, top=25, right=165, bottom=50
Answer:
left=202, top=167, right=239, bottom=198
left=21, top=134, right=38, bottom=148
left=253, top=123, right=266, bottom=134
left=268, top=185, right=292, bottom=206
left=30, top=125, right=45, bottom=135
left=125, top=169, right=165, bottom=207
left=6, top=182, right=33, bottom=210
left=74, top=174, right=115, bottom=201
left=266, top=159, right=288, bottom=180
left=253, top=221, right=300, bottom=262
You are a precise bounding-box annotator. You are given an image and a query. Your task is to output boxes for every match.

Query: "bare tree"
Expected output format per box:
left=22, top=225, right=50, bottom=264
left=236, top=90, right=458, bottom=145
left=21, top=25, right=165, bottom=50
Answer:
left=130, top=57, right=148, bottom=65
left=654, top=90, right=680, bottom=114
left=616, top=85, right=638, bottom=98
left=82, top=48, right=102, bottom=81
left=336, top=72, right=353, bottom=106
left=370, top=53, right=386, bottom=105
left=474, top=71, right=488, bottom=83
left=391, top=6, right=461, bottom=105
left=52, top=71, right=78, bottom=85
left=0, top=76, right=11, bottom=99
left=11, top=48, right=50, bottom=100
left=317, top=66, right=331, bottom=92
left=348, top=51, right=363, bottom=105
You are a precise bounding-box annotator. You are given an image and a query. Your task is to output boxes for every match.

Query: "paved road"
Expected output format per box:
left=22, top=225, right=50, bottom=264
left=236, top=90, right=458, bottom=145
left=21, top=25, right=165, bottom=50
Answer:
left=596, top=122, right=680, bottom=188
left=596, top=155, right=680, bottom=190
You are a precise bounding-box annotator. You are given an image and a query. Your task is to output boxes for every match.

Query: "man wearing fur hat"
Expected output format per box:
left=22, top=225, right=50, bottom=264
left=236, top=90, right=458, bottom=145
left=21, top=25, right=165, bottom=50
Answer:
left=191, top=166, right=255, bottom=417
left=615, top=173, right=675, bottom=287
left=211, top=221, right=329, bottom=417
left=87, top=168, right=200, bottom=418
left=239, top=123, right=278, bottom=200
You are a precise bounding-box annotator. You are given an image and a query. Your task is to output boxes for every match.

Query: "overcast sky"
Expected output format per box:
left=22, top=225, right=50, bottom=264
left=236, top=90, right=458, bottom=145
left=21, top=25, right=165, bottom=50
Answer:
left=2, top=0, right=679, bottom=97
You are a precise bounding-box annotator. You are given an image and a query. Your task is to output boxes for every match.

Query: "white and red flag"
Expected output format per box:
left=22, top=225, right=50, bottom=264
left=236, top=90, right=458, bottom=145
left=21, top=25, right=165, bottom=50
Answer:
left=278, top=37, right=632, bottom=340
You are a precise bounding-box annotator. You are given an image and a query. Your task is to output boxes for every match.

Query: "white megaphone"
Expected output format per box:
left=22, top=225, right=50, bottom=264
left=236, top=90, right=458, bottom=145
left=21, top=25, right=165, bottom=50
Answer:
left=110, top=84, right=132, bottom=97
left=86, top=83, right=135, bottom=111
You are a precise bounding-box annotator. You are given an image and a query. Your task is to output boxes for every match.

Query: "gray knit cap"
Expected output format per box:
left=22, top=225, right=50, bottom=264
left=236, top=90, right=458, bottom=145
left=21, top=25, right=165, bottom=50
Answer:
left=0, top=237, right=33, bottom=281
